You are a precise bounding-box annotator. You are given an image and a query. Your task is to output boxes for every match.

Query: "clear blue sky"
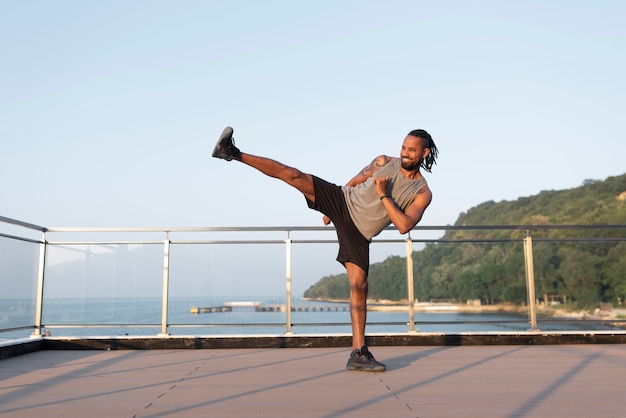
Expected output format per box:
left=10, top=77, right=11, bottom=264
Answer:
left=2, top=1, right=625, bottom=296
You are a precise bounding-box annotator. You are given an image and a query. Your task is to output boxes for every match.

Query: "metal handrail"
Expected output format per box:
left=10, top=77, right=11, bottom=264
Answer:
left=39, top=224, right=626, bottom=232
left=0, top=215, right=47, bottom=232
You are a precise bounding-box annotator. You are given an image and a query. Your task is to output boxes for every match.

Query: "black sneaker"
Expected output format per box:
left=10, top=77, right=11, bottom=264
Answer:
left=212, top=126, right=241, bottom=161
left=346, top=345, right=386, bottom=372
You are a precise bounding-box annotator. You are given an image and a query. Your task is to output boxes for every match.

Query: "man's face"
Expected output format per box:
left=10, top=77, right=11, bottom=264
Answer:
left=400, top=135, right=430, bottom=171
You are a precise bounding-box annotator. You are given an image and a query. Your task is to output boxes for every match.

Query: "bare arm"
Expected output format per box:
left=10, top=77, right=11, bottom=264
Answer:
left=378, top=180, right=432, bottom=234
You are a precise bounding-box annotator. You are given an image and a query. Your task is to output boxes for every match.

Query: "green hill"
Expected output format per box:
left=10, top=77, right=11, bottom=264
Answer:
left=303, top=174, right=626, bottom=308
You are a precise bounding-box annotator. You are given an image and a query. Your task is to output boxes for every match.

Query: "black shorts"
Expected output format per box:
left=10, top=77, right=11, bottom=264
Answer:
left=305, top=176, right=371, bottom=274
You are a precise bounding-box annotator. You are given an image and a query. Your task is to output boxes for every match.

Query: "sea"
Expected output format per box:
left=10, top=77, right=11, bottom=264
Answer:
left=0, top=296, right=617, bottom=341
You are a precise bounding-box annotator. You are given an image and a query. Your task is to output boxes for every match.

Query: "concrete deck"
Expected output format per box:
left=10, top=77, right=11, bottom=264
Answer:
left=2, top=343, right=626, bottom=417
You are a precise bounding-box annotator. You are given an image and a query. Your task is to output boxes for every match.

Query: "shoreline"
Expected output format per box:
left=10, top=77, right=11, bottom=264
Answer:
left=302, top=298, right=526, bottom=314
left=301, top=297, right=626, bottom=321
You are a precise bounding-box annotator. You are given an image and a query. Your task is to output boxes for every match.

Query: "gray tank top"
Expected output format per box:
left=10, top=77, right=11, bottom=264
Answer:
left=342, top=158, right=427, bottom=240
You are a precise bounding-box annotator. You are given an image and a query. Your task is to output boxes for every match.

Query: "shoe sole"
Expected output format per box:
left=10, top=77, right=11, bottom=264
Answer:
left=346, top=364, right=386, bottom=372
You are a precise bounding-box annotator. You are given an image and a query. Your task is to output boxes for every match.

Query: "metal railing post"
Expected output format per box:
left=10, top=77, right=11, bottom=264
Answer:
left=32, top=231, right=47, bottom=337
left=523, top=234, right=539, bottom=331
left=159, top=235, right=171, bottom=336
left=284, top=236, right=294, bottom=335
left=406, top=235, right=417, bottom=333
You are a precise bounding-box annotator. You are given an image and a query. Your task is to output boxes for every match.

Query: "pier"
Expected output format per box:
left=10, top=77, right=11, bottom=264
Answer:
left=190, top=306, right=233, bottom=314
left=191, top=301, right=260, bottom=314
left=255, top=304, right=349, bottom=312
left=191, top=303, right=349, bottom=314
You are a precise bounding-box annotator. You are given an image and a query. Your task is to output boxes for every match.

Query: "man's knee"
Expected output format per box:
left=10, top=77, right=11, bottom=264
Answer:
left=282, top=166, right=303, bottom=181
left=350, top=278, right=368, bottom=295
left=284, top=170, right=314, bottom=197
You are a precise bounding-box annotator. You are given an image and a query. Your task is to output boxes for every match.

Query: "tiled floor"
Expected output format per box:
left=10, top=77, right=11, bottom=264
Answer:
left=2, top=344, right=626, bottom=417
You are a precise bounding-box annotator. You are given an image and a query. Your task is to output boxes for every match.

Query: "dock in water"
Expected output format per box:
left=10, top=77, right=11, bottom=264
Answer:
left=255, top=304, right=349, bottom=312
left=191, top=302, right=348, bottom=314
left=190, top=306, right=233, bottom=314
left=190, top=301, right=260, bottom=314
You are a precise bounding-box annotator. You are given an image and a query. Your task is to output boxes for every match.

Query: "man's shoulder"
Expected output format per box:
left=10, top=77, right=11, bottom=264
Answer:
left=414, top=181, right=432, bottom=203
left=374, top=155, right=396, bottom=165
left=376, top=155, right=399, bottom=169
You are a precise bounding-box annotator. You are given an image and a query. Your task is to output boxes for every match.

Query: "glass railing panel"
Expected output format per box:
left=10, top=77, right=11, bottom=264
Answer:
left=41, top=243, right=164, bottom=336
left=0, top=236, right=39, bottom=340
left=167, top=242, right=289, bottom=335
left=529, top=239, right=626, bottom=331
left=290, top=240, right=407, bottom=334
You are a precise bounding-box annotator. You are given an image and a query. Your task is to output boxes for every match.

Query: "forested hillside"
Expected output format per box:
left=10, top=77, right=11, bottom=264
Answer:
left=303, top=174, right=626, bottom=308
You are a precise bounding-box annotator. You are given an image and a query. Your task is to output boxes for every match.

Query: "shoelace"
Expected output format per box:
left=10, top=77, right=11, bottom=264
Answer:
left=227, top=138, right=241, bottom=153
left=360, top=348, right=375, bottom=360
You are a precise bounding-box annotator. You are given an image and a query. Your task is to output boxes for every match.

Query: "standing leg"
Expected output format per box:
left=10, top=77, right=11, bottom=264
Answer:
left=346, top=262, right=368, bottom=350
left=345, top=262, right=386, bottom=372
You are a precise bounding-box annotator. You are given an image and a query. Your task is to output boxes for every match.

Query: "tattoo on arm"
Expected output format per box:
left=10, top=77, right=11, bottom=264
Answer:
left=359, top=155, right=392, bottom=176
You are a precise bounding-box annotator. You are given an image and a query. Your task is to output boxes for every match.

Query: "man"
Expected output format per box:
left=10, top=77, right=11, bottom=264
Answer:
left=212, top=127, right=438, bottom=372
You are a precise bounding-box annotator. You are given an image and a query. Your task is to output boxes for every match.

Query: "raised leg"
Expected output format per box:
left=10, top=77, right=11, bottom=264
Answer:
left=239, top=153, right=315, bottom=203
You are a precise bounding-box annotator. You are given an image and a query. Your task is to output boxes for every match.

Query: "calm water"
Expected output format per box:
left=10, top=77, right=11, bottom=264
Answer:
left=0, top=297, right=616, bottom=340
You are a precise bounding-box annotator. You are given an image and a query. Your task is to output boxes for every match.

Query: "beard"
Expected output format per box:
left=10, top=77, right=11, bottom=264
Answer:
left=401, top=159, right=421, bottom=171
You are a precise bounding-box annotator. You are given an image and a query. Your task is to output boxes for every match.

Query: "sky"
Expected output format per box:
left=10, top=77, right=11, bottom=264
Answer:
left=2, top=1, right=625, bottom=297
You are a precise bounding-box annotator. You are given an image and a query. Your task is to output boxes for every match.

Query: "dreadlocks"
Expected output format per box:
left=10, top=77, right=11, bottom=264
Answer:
left=408, top=129, right=438, bottom=173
